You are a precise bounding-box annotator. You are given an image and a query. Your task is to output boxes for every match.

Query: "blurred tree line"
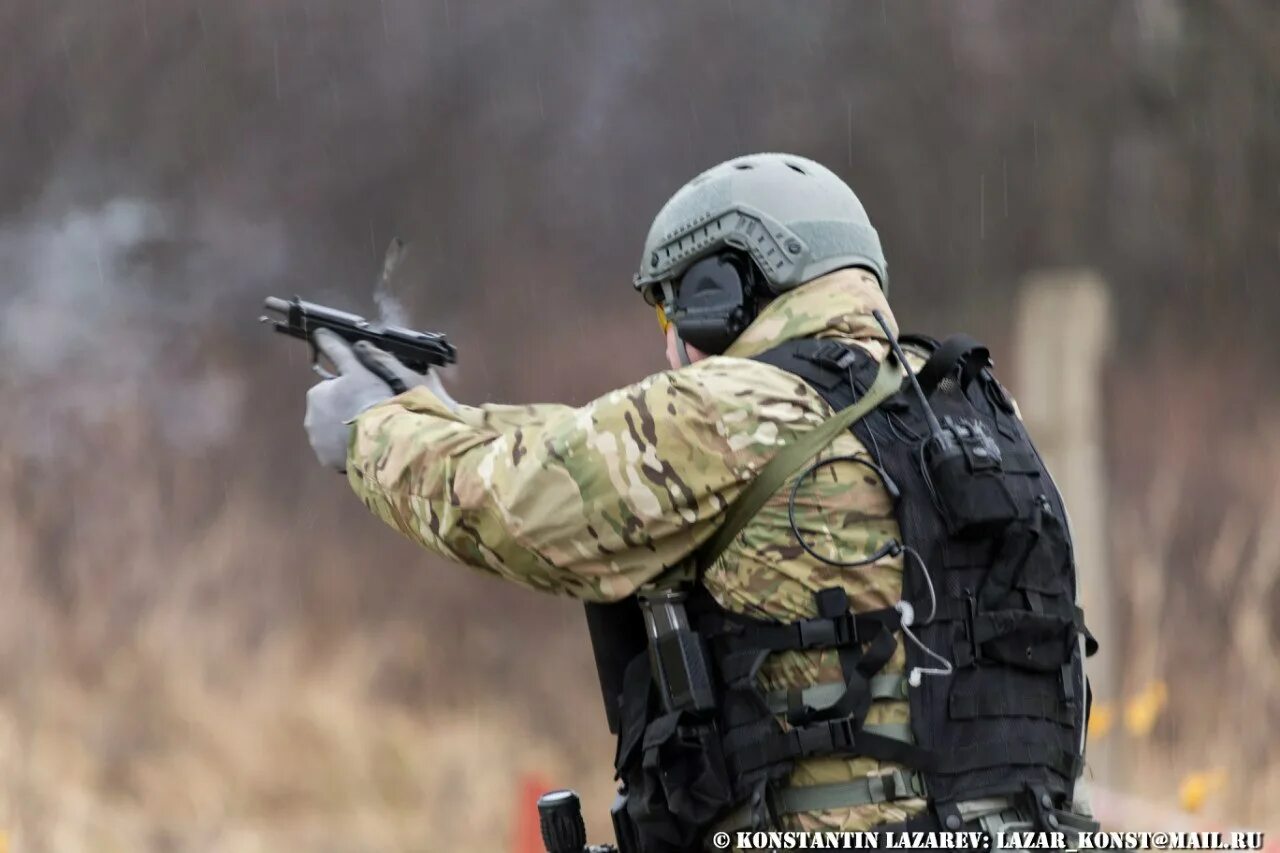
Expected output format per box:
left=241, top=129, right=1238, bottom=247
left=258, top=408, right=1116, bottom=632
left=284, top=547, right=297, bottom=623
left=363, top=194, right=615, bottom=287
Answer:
left=3, top=1, right=1277, bottom=368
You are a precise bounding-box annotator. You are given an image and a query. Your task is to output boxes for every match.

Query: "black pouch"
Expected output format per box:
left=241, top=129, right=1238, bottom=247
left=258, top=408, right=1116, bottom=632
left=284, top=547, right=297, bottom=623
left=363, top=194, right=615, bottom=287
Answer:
left=968, top=506, right=1076, bottom=672
left=972, top=610, right=1075, bottom=672
left=626, top=710, right=734, bottom=851
left=925, top=416, right=1019, bottom=539
left=979, top=503, right=1071, bottom=609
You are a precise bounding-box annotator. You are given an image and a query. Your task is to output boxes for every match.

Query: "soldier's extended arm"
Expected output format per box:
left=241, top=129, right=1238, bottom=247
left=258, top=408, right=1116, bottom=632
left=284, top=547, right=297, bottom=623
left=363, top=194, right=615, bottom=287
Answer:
left=345, top=358, right=830, bottom=602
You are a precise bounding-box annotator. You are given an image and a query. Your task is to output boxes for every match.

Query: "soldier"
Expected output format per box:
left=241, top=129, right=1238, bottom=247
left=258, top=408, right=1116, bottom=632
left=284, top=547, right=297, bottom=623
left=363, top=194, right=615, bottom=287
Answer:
left=303, top=154, right=1099, bottom=851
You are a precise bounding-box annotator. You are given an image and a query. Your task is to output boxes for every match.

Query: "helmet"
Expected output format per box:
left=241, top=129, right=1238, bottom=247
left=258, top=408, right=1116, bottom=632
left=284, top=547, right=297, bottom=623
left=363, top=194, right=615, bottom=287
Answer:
left=633, top=153, right=888, bottom=299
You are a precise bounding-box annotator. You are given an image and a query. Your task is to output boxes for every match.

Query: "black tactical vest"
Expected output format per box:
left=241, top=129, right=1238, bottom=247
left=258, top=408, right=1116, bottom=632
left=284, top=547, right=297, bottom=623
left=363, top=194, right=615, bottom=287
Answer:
left=586, top=335, right=1097, bottom=852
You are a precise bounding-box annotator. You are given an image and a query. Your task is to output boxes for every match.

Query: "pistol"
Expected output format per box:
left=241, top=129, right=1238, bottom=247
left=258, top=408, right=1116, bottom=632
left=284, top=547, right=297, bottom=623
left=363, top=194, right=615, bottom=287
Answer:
left=260, top=295, right=457, bottom=379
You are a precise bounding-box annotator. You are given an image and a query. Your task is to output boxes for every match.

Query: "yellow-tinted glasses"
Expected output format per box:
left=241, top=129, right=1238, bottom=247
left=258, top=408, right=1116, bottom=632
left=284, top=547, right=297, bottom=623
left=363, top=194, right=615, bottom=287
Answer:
left=643, top=282, right=674, bottom=333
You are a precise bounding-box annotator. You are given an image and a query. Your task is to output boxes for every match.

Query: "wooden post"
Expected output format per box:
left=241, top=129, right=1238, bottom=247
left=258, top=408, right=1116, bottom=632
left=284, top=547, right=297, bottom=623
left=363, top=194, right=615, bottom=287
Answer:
left=1013, top=270, right=1115, bottom=772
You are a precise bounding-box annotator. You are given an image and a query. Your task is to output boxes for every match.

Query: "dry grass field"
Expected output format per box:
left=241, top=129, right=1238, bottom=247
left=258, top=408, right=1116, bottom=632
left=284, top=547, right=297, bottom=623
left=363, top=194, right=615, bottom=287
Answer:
left=0, top=396, right=618, bottom=851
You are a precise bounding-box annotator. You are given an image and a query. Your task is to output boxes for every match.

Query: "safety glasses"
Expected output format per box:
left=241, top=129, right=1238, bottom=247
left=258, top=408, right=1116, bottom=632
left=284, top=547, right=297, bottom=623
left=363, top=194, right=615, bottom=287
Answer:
left=644, top=282, right=676, bottom=334
left=655, top=302, right=670, bottom=333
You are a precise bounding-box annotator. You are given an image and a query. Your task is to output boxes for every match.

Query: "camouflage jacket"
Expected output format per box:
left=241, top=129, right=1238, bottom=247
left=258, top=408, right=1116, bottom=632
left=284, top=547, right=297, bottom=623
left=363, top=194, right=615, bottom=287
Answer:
left=347, top=268, right=926, bottom=830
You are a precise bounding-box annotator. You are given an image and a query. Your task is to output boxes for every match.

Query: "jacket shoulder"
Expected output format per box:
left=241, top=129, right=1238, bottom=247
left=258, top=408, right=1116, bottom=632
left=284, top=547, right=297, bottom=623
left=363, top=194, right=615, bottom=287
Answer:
left=681, top=354, right=835, bottom=415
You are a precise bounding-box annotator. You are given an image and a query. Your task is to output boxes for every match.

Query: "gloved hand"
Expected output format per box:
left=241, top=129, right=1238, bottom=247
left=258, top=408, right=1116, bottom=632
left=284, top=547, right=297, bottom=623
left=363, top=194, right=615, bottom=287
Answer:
left=349, top=334, right=460, bottom=413
left=304, top=328, right=457, bottom=471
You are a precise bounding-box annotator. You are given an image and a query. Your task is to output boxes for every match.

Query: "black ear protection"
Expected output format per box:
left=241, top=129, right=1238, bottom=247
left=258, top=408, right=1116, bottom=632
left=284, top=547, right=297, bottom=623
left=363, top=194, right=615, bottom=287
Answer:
left=666, top=251, right=764, bottom=357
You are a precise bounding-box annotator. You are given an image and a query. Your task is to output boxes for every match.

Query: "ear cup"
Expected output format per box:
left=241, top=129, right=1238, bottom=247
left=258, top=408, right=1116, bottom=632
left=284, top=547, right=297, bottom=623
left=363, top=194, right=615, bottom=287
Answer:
left=669, top=254, right=752, bottom=355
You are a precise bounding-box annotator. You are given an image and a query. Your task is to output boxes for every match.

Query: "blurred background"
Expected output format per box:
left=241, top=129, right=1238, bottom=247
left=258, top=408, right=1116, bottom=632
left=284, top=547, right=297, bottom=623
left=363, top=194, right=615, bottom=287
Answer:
left=1, top=1, right=1278, bottom=850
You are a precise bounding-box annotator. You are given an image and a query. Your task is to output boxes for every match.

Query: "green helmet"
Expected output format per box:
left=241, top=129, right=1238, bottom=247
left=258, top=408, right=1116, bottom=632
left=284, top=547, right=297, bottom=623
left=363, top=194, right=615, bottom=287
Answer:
left=633, top=153, right=888, bottom=299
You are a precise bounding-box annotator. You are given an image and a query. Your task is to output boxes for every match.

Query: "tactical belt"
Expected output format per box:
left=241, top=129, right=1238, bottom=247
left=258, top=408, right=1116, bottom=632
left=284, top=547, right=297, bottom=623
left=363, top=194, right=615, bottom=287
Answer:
left=774, top=769, right=926, bottom=812
left=872, top=785, right=1101, bottom=836
left=714, top=768, right=928, bottom=833
left=709, top=607, right=900, bottom=653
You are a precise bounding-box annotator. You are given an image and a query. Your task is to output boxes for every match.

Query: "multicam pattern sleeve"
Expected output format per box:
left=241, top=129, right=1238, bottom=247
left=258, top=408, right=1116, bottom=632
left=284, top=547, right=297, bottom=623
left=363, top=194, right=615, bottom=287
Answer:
left=345, top=358, right=832, bottom=602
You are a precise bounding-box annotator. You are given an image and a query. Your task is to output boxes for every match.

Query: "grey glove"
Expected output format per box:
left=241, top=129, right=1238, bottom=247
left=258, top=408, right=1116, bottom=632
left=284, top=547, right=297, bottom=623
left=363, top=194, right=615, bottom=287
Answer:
left=304, top=329, right=457, bottom=471
left=350, top=335, right=460, bottom=413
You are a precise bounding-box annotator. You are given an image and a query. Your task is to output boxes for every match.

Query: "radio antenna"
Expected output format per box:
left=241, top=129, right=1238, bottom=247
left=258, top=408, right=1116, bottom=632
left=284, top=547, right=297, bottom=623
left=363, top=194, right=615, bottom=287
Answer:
left=871, top=309, right=943, bottom=436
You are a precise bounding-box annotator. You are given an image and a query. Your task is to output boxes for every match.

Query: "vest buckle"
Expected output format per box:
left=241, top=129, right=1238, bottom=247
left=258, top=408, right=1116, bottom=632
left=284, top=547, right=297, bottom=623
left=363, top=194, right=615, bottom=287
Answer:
left=793, top=718, right=858, bottom=758
left=797, top=613, right=857, bottom=649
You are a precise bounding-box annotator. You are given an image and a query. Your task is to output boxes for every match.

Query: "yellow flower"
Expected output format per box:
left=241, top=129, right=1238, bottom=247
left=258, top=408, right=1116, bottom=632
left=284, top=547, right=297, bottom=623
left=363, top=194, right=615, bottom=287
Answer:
left=1179, top=769, right=1226, bottom=813
left=1123, top=681, right=1168, bottom=737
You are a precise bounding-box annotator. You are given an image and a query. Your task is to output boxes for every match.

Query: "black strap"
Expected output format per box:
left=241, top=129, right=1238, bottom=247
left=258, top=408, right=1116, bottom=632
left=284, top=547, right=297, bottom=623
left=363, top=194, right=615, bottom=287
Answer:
left=726, top=718, right=938, bottom=777
left=796, top=602, right=901, bottom=727
left=708, top=606, right=900, bottom=654
left=716, top=591, right=933, bottom=775
left=917, top=334, right=990, bottom=397
left=1075, top=606, right=1099, bottom=657
left=751, top=339, right=867, bottom=408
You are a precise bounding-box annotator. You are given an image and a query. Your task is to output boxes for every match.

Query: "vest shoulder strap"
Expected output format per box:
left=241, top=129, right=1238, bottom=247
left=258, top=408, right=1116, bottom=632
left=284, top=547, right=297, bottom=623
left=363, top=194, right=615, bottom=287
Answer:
left=916, top=333, right=990, bottom=397
left=694, top=344, right=902, bottom=573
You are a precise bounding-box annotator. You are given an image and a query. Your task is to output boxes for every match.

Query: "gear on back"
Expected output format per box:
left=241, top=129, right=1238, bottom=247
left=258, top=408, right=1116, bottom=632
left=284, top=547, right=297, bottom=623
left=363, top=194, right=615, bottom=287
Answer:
left=593, top=329, right=1100, bottom=850
left=634, top=153, right=889, bottom=299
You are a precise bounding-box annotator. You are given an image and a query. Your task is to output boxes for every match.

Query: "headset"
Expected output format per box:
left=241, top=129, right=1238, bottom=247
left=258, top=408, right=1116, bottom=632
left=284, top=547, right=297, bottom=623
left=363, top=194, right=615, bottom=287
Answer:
left=659, top=250, right=768, bottom=365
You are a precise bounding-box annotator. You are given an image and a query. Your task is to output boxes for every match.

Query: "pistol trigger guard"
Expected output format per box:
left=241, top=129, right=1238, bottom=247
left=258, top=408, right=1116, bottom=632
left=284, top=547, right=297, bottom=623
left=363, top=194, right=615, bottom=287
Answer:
left=309, top=341, right=338, bottom=381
